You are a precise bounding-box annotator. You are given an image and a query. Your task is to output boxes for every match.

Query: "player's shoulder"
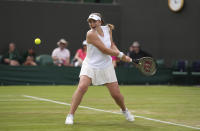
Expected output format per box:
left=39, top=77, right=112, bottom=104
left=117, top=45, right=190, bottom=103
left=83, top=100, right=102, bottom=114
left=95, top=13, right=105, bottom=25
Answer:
left=101, top=25, right=108, bottom=29
left=101, top=25, right=110, bottom=30
left=87, top=29, right=97, bottom=38
left=101, top=25, right=111, bottom=34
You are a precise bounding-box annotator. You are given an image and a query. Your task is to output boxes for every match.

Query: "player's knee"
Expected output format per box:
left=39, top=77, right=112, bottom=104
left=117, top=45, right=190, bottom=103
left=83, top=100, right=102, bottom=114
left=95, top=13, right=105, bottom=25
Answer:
left=78, top=84, right=88, bottom=93
left=111, top=92, right=122, bottom=100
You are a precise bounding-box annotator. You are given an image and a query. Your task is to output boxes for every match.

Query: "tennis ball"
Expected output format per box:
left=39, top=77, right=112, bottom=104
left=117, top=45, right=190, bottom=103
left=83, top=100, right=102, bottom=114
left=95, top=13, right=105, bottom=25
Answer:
left=35, top=38, right=41, bottom=45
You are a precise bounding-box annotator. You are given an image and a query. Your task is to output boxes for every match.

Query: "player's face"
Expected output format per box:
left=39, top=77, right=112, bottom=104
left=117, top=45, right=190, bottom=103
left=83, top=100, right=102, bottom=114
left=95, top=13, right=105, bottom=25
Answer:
left=88, top=19, right=101, bottom=29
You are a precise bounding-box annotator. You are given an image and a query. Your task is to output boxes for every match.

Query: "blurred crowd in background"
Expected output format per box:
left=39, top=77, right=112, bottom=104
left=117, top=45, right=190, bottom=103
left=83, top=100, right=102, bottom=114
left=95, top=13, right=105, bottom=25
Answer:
left=0, top=39, right=152, bottom=68
left=1, top=39, right=200, bottom=72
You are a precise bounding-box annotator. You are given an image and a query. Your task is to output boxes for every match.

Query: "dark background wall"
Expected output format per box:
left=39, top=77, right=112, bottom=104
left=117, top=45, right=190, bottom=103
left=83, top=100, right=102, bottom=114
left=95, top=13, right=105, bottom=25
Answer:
left=0, top=0, right=200, bottom=66
left=0, top=1, right=121, bottom=57
left=120, top=0, right=200, bottom=66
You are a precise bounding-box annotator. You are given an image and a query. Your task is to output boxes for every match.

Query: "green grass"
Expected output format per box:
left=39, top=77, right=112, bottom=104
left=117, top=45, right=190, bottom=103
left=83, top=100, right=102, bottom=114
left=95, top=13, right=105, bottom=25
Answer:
left=0, top=85, right=200, bottom=131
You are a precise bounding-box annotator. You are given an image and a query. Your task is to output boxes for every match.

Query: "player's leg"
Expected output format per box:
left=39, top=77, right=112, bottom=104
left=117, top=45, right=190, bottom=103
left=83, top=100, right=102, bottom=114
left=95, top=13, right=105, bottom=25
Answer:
left=65, top=75, right=91, bottom=125
left=106, top=82, right=126, bottom=111
left=69, top=75, right=91, bottom=114
left=106, top=82, right=134, bottom=121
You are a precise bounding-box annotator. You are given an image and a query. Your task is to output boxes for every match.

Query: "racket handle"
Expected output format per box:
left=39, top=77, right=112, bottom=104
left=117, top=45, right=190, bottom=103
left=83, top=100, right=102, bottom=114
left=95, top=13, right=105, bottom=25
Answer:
left=132, top=59, right=138, bottom=63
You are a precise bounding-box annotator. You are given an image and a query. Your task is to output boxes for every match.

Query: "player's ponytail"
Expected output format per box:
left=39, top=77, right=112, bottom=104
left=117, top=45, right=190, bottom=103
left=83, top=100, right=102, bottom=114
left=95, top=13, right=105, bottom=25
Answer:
left=107, top=24, right=115, bottom=30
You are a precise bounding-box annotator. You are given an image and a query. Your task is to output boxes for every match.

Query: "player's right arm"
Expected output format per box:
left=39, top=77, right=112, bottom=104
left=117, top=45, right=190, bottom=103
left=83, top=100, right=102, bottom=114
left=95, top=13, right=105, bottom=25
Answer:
left=86, top=30, right=131, bottom=62
left=86, top=30, right=119, bottom=57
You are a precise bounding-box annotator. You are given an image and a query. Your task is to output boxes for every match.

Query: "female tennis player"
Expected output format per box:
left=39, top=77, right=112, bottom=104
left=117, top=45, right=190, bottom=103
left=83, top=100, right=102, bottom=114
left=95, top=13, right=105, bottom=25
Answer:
left=65, top=13, right=134, bottom=125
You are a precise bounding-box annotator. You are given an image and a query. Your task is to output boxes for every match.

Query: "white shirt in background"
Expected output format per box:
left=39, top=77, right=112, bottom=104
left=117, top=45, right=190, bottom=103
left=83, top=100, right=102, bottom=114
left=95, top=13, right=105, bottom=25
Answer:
left=52, top=47, right=70, bottom=64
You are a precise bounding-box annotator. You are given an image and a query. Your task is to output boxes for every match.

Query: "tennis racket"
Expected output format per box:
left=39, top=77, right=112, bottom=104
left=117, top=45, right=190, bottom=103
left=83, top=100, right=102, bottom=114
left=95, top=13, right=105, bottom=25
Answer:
left=131, top=57, right=157, bottom=76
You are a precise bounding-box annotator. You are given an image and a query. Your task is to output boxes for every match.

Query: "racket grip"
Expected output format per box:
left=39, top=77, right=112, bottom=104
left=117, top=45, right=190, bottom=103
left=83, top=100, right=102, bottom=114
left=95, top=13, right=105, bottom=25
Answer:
left=132, top=59, right=136, bottom=63
left=132, top=59, right=139, bottom=64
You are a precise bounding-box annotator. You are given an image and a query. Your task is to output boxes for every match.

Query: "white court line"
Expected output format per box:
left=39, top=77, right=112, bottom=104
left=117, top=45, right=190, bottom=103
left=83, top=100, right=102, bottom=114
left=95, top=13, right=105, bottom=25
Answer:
left=23, top=95, right=200, bottom=130
left=0, top=99, right=35, bottom=101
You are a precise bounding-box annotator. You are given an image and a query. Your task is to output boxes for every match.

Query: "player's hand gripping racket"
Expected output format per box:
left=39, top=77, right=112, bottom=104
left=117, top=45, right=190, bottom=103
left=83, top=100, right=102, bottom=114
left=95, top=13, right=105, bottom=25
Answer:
left=131, top=57, right=157, bottom=76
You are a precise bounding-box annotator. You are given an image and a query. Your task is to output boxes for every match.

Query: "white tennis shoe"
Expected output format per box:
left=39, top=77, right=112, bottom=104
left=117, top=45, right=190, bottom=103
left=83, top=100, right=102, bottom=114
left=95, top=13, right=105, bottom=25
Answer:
left=121, top=108, right=135, bottom=122
left=65, top=114, right=74, bottom=125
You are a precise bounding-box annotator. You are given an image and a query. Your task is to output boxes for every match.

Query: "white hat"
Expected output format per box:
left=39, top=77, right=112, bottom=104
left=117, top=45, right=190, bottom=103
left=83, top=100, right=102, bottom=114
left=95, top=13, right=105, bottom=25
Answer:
left=87, top=14, right=101, bottom=21
left=82, top=40, right=87, bottom=45
left=57, top=38, right=68, bottom=46
left=132, top=41, right=140, bottom=47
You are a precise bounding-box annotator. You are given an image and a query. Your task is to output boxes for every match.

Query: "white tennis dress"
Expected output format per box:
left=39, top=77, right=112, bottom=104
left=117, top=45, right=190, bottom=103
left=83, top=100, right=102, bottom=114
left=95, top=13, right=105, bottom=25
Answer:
left=79, top=25, right=117, bottom=85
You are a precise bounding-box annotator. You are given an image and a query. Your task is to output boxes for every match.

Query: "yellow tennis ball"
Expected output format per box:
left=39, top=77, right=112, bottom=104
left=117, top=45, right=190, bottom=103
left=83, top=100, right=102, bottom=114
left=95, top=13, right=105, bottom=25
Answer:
left=35, top=38, right=41, bottom=45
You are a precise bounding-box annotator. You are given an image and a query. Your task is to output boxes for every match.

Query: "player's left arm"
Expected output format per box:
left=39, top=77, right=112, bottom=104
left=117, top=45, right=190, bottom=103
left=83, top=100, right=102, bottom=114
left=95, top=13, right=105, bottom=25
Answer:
left=109, top=27, right=132, bottom=62
left=109, top=29, right=120, bottom=52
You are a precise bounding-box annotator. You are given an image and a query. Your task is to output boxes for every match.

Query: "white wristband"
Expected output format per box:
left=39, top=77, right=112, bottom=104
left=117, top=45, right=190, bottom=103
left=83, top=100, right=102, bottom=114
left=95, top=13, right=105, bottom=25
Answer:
left=117, top=52, right=124, bottom=59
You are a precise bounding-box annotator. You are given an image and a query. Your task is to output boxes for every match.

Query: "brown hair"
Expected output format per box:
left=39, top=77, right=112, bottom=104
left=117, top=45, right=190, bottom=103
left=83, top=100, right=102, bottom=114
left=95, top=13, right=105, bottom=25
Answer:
left=90, top=13, right=115, bottom=30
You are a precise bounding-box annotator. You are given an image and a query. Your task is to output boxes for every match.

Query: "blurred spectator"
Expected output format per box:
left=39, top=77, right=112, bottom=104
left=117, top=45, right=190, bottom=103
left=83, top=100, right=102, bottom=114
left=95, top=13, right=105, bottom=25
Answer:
left=111, top=42, right=119, bottom=67
left=127, top=44, right=134, bottom=57
left=23, top=56, right=37, bottom=66
left=52, top=38, right=70, bottom=66
left=192, top=61, right=200, bottom=72
left=73, top=40, right=87, bottom=67
left=3, top=42, right=20, bottom=66
left=177, top=60, right=187, bottom=72
left=124, top=41, right=152, bottom=67
left=129, top=41, right=152, bottom=60
left=23, top=48, right=37, bottom=66
left=111, top=56, right=118, bottom=67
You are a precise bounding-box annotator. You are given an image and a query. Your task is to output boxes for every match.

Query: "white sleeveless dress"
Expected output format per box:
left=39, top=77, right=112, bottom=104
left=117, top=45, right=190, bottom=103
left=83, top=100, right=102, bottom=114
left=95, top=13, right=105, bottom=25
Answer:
left=79, top=25, right=117, bottom=85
